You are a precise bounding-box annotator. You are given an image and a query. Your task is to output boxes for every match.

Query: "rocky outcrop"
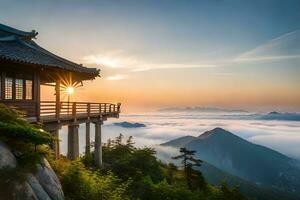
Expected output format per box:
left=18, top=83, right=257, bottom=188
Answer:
left=34, top=159, right=64, bottom=200
left=0, top=141, right=64, bottom=200
left=0, top=141, right=17, bottom=168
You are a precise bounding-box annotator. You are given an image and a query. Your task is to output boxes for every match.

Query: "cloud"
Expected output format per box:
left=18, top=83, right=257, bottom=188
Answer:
left=81, top=50, right=220, bottom=72
left=81, top=29, right=300, bottom=73
left=58, top=112, right=300, bottom=160
left=106, top=74, right=127, bottom=80
left=81, top=50, right=139, bottom=68
left=235, top=29, right=300, bottom=62
left=131, top=63, right=219, bottom=72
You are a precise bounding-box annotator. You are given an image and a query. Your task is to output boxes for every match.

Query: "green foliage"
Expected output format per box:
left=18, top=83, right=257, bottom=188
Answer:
left=173, top=147, right=206, bottom=190
left=0, top=104, right=53, bottom=149
left=51, top=158, right=131, bottom=200
left=102, top=134, right=164, bottom=182
left=0, top=104, right=54, bottom=198
left=134, top=176, right=203, bottom=200
left=218, top=181, right=247, bottom=200
left=76, top=135, right=247, bottom=200
left=0, top=104, right=53, bottom=171
left=0, top=104, right=53, bottom=183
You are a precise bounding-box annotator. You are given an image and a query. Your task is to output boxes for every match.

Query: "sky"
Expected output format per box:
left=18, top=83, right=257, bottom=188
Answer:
left=1, top=0, right=300, bottom=112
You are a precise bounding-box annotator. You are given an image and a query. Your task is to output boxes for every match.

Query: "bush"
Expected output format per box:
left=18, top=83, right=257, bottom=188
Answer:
left=0, top=104, right=55, bottom=198
left=52, top=158, right=132, bottom=200
left=102, top=134, right=164, bottom=182
left=0, top=104, right=53, bottom=150
left=133, top=176, right=203, bottom=200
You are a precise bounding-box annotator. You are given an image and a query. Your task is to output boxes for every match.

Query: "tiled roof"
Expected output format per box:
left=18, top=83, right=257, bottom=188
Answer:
left=0, top=24, right=99, bottom=78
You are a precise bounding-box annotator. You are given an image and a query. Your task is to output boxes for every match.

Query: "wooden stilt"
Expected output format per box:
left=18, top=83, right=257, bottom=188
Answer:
left=67, top=124, right=79, bottom=160
left=94, top=121, right=103, bottom=168
left=85, top=122, right=91, bottom=154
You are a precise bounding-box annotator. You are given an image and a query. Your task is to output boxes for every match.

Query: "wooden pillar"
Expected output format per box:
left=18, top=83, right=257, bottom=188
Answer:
left=55, top=80, right=60, bottom=119
left=1, top=72, right=5, bottom=100
left=85, top=122, right=90, bottom=154
left=67, top=124, right=79, bottom=160
left=94, top=121, right=103, bottom=168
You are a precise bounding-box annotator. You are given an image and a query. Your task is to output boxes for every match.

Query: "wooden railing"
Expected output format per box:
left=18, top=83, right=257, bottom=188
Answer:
left=40, top=101, right=121, bottom=120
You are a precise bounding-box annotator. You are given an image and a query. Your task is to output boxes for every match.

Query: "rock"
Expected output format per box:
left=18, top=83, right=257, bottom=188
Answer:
left=35, top=159, right=64, bottom=200
left=27, top=174, right=52, bottom=200
left=13, top=181, right=39, bottom=200
left=0, top=142, right=64, bottom=200
left=0, top=141, right=17, bottom=168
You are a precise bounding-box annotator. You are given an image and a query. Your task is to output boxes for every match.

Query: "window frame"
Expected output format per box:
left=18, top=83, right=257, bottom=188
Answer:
left=15, top=78, right=24, bottom=100
left=4, top=76, right=13, bottom=100
left=25, top=79, right=33, bottom=100
left=0, top=72, right=34, bottom=101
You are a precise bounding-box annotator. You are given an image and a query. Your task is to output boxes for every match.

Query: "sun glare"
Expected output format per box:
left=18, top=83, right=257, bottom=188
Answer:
left=66, top=86, right=75, bottom=95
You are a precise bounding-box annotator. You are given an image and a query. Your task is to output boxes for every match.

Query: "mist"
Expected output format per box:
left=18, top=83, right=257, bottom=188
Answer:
left=58, top=112, right=300, bottom=160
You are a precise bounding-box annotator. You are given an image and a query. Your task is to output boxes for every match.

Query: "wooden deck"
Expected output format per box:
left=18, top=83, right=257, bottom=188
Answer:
left=27, top=101, right=120, bottom=125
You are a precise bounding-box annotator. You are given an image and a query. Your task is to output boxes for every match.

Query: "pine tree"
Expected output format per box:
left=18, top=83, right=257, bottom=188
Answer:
left=172, top=147, right=205, bottom=190
left=126, top=136, right=135, bottom=150
left=114, top=133, right=124, bottom=146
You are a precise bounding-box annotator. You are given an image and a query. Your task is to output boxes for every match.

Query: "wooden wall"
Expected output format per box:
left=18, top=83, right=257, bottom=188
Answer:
left=0, top=60, right=40, bottom=118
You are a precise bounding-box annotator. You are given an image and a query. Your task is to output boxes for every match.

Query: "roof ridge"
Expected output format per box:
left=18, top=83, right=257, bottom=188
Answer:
left=0, top=24, right=38, bottom=39
left=0, top=23, right=100, bottom=78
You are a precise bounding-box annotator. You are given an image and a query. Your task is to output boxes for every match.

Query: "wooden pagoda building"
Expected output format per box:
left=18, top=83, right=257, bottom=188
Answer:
left=0, top=23, right=121, bottom=167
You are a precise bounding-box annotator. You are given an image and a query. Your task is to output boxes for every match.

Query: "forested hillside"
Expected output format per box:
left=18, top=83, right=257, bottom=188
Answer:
left=52, top=134, right=247, bottom=200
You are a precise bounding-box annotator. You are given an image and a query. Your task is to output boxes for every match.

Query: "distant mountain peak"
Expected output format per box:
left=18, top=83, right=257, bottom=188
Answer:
left=268, top=111, right=281, bottom=115
left=112, top=121, right=146, bottom=128
left=198, top=127, right=233, bottom=139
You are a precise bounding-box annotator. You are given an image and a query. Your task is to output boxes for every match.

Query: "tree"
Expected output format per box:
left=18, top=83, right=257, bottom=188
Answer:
left=166, top=163, right=177, bottom=184
left=114, top=133, right=124, bottom=146
left=172, top=147, right=205, bottom=190
left=126, top=136, right=135, bottom=149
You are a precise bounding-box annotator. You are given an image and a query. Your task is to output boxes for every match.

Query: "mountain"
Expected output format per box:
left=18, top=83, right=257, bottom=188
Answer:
left=161, top=128, right=300, bottom=199
left=198, top=162, right=296, bottom=200
left=162, top=135, right=197, bottom=147
left=157, top=147, right=296, bottom=200
left=259, top=112, right=300, bottom=121
left=112, top=121, right=146, bottom=128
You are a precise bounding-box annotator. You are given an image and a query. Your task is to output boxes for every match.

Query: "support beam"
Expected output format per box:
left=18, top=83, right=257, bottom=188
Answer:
left=85, top=122, right=91, bottom=154
left=67, top=124, right=79, bottom=160
left=55, top=80, right=61, bottom=119
left=94, top=121, right=103, bottom=168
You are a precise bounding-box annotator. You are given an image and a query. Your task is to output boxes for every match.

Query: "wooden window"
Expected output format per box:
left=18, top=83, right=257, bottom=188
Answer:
left=15, top=78, right=23, bottom=100
left=5, top=77, right=13, bottom=99
left=25, top=80, right=33, bottom=100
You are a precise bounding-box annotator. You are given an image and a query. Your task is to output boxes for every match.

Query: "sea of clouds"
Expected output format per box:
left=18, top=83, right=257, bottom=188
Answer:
left=58, top=112, right=300, bottom=160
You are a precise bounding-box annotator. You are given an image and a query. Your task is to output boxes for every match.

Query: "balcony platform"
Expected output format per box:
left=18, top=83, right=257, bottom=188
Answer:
left=26, top=101, right=120, bottom=128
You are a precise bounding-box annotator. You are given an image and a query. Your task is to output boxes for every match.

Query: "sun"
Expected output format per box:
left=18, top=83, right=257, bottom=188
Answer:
left=66, top=86, right=75, bottom=95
